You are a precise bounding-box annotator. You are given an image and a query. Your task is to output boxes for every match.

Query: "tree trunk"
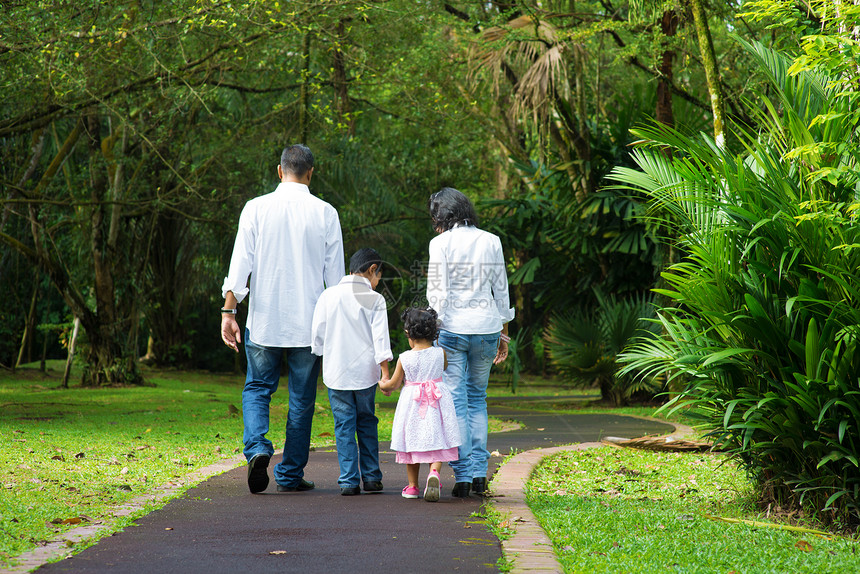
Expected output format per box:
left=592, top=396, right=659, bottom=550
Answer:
left=656, top=10, right=679, bottom=128
left=40, top=327, right=48, bottom=372
left=689, top=0, right=726, bottom=147
left=62, top=317, right=80, bottom=389
left=15, top=276, right=38, bottom=368
left=299, top=32, right=312, bottom=143
left=80, top=110, right=143, bottom=386
left=333, top=20, right=354, bottom=135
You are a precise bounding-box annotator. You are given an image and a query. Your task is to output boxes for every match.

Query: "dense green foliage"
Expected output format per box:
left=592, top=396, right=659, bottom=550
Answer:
left=545, top=291, right=661, bottom=405
left=616, top=19, right=860, bottom=526
left=1, top=0, right=765, bottom=381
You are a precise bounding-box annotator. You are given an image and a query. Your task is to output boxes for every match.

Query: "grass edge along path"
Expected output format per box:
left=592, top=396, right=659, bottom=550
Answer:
left=490, top=442, right=603, bottom=573
left=490, top=421, right=860, bottom=574
left=3, top=453, right=245, bottom=574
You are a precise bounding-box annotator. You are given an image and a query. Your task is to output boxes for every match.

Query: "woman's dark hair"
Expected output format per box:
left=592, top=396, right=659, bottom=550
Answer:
left=281, top=144, right=314, bottom=178
left=401, top=307, right=439, bottom=342
left=428, top=187, right=479, bottom=232
left=350, top=247, right=382, bottom=274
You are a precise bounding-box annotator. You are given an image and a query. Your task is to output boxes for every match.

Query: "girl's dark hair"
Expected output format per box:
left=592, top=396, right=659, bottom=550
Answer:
left=401, top=307, right=439, bottom=342
left=350, top=247, right=382, bottom=274
left=428, top=187, right=479, bottom=232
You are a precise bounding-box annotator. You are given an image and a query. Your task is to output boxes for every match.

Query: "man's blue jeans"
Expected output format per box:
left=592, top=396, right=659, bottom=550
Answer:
left=437, top=330, right=500, bottom=483
left=243, top=330, right=320, bottom=488
left=327, top=386, right=382, bottom=488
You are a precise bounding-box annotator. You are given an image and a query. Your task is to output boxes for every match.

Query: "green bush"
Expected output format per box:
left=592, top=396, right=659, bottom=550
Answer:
left=615, top=36, right=860, bottom=527
left=545, top=291, right=661, bottom=405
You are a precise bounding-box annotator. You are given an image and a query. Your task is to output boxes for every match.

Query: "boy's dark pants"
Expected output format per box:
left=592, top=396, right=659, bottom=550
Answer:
left=327, top=386, right=382, bottom=487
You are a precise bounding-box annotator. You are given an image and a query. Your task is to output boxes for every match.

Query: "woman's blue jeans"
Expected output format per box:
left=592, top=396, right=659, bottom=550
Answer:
left=327, top=386, right=382, bottom=488
left=243, top=330, right=320, bottom=488
left=438, top=330, right=500, bottom=483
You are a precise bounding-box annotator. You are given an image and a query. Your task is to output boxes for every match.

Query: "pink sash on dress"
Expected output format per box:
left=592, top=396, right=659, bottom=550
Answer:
left=404, top=377, right=443, bottom=418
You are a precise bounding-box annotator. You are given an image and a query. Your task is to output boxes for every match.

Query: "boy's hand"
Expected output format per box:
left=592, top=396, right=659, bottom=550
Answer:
left=378, top=378, right=391, bottom=395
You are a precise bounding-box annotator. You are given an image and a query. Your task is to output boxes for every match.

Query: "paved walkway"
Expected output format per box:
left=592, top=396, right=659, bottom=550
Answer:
left=21, top=399, right=673, bottom=573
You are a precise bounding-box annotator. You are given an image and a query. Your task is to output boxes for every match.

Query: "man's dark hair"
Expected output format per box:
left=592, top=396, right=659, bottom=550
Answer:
left=401, top=307, right=439, bottom=341
left=280, top=144, right=314, bottom=178
left=428, top=187, right=479, bottom=232
left=350, top=247, right=382, bottom=274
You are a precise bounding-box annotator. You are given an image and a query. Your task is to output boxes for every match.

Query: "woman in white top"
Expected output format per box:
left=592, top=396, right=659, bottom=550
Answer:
left=426, top=187, right=515, bottom=497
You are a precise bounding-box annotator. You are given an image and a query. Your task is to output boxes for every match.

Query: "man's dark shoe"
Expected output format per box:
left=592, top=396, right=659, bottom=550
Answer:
left=340, top=486, right=361, bottom=496
left=247, top=453, right=271, bottom=494
left=451, top=481, right=471, bottom=498
left=472, top=476, right=488, bottom=495
left=363, top=481, right=384, bottom=493
left=276, top=479, right=315, bottom=492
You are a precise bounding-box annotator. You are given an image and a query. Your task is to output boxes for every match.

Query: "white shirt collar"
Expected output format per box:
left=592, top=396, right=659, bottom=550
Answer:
left=275, top=181, right=310, bottom=194
left=340, top=275, right=372, bottom=288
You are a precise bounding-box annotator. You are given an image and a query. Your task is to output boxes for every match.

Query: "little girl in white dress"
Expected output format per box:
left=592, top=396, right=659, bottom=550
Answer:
left=379, top=307, right=461, bottom=501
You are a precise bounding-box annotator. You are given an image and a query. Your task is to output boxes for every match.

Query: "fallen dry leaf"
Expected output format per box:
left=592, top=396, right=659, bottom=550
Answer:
left=795, top=540, right=813, bottom=552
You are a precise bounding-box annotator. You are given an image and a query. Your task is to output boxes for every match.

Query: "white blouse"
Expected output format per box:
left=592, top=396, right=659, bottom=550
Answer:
left=427, top=225, right=515, bottom=335
left=221, top=182, right=344, bottom=347
left=311, top=275, right=393, bottom=390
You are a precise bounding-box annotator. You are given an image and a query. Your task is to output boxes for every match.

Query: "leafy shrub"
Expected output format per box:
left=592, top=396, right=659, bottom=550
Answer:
left=546, top=291, right=661, bottom=405
left=615, top=37, right=860, bottom=526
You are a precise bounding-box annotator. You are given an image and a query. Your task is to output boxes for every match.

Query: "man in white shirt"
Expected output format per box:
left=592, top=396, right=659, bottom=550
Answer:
left=220, top=144, right=344, bottom=494
left=311, top=248, right=393, bottom=495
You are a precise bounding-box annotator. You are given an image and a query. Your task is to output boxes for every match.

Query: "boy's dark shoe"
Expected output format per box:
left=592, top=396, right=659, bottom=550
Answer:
left=451, top=481, right=471, bottom=498
left=363, top=481, right=384, bottom=493
left=472, top=477, right=488, bottom=495
left=247, top=453, right=271, bottom=494
left=340, top=486, right=361, bottom=496
left=276, top=479, right=315, bottom=492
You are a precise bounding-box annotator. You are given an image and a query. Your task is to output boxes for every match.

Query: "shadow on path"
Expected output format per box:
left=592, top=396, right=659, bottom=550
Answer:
left=33, top=402, right=672, bottom=573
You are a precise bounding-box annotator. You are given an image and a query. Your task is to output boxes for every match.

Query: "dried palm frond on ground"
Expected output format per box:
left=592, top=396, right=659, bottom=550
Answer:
left=602, top=435, right=716, bottom=452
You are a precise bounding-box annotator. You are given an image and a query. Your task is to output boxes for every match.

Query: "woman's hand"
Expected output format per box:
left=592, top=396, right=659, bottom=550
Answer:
left=493, top=340, right=509, bottom=365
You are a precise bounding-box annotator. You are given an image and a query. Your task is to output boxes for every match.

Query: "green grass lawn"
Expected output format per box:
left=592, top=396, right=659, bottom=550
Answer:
left=524, top=446, right=860, bottom=573
left=0, top=362, right=521, bottom=568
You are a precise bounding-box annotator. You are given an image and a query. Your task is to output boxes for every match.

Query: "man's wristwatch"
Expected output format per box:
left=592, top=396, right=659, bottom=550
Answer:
left=221, top=308, right=237, bottom=314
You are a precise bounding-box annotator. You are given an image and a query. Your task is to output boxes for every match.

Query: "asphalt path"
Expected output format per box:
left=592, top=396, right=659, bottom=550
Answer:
left=35, top=399, right=672, bottom=574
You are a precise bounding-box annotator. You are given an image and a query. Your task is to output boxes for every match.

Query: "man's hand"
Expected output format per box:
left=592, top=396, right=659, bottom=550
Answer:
left=221, top=314, right=242, bottom=352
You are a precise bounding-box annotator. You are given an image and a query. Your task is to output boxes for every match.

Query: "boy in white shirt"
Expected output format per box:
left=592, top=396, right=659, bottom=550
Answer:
left=311, top=248, right=393, bottom=495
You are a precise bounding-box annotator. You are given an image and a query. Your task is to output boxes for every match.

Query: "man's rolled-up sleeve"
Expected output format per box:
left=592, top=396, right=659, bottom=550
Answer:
left=221, top=205, right=255, bottom=302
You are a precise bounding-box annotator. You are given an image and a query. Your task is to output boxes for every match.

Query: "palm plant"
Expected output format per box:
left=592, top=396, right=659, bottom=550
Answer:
left=614, top=35, right=860, bottom=526
left=546, top=291, right=661, bottom=406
